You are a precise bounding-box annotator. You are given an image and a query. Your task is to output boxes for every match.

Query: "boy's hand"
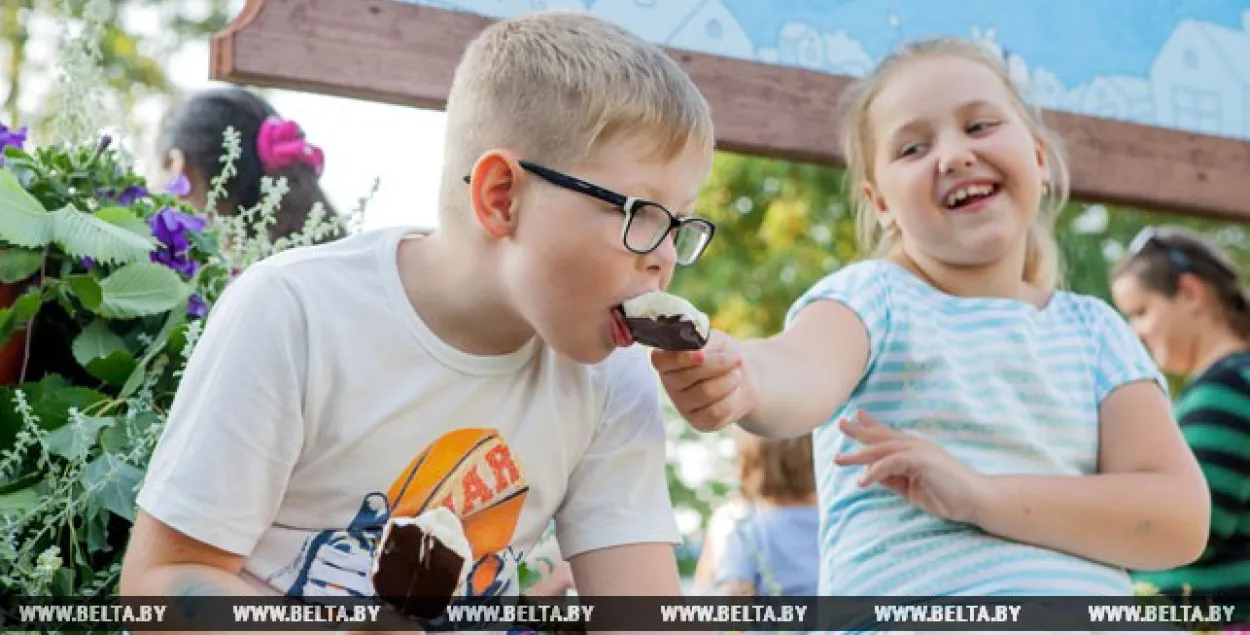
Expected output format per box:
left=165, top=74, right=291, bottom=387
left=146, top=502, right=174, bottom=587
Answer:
left=833, top=411, right=993, bottom=525
left=650, top=330, right=758, bottom=432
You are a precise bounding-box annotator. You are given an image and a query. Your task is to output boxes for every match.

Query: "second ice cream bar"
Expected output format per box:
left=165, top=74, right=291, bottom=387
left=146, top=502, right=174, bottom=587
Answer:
left=622, top=291, right=710, bottom=351
left=371, top=507, right=472, bottom=621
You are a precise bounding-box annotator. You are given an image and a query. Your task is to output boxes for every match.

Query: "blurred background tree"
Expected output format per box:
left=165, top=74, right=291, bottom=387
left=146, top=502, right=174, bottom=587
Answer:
left=1, top=0, right=234, bottom=140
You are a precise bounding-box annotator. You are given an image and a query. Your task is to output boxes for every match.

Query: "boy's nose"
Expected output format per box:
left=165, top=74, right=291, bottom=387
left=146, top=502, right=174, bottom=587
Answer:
left=643, top=231, right=679, bottom=278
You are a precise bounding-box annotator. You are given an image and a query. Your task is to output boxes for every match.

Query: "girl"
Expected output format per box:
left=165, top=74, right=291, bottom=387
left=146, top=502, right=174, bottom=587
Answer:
left=712, top=429, right=819, bottom=598
left=654, top=36, right=1209, bottom=604
left=156, top=85, right=343, bottom=243
left=1111, top=226, right=1250, bottom=626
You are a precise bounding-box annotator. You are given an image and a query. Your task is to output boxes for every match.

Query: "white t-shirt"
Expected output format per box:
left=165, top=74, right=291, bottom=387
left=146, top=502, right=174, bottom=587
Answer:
left=137, top=226, right=681, bottom=600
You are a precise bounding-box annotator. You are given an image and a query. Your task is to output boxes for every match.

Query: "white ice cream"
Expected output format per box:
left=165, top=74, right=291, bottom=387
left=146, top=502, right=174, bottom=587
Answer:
left=372, top=507, right=473, bottom=595
left=622, top=291, right=709, bottom=339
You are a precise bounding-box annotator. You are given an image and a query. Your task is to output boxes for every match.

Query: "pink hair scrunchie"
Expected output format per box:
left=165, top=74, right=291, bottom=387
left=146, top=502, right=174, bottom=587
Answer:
left=257, top=116, right=325, bottom=176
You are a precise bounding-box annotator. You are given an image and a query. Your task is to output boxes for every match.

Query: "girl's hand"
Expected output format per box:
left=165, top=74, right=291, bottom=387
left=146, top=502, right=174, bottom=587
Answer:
left=833, top=411, right=993, bottom=525
left=651, top=330, right=759, bottom=433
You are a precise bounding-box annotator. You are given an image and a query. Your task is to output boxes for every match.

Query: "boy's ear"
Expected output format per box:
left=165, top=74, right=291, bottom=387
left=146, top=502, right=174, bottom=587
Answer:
left=468, top=150, right=524, bottom=239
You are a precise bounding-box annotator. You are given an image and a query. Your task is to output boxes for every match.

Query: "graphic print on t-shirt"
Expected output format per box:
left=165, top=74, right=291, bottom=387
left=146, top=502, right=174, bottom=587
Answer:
left=273, top=428, right=531, bottom=599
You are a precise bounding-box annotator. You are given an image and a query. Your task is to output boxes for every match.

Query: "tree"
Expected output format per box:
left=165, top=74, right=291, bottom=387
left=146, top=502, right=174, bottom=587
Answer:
left=1, top=0, right=235, bottom=133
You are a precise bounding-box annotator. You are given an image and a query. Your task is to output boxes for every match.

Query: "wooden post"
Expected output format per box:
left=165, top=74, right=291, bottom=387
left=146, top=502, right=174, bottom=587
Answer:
left=212, top=0, right=1250, bottom=223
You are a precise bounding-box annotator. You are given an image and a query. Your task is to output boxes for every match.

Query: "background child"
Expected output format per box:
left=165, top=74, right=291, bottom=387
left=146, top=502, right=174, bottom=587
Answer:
left=156, top=85, right=343, bottom=243
left=712, top=429, right=819, bottom=598
left=654, top=36, right=1209, bottom=604
left=121, top=10, right=718, bottom=611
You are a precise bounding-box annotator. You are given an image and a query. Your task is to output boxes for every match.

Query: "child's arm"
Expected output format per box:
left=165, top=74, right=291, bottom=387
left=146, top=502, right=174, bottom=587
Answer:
left=120, top=511, right=261, bottom=596
left=120, top=514, right=387, bottom=634
left=654, top=299, right=871, bottom=438
left=837, top=384, right=1208, bottom=570
left=972, top=379, right=1209, bottom=571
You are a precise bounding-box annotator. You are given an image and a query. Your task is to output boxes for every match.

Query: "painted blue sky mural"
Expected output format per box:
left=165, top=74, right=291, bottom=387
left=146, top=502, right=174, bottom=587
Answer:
left=402, top=0, right=1250, bottom=141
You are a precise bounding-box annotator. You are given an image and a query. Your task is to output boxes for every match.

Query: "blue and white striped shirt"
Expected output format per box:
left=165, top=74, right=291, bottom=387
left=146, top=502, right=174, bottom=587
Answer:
left=786, top=259, right=1167, bottom=597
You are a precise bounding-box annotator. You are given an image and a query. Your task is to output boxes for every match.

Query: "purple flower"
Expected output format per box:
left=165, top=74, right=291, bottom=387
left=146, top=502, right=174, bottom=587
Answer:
left=165, top=174, right=191, bottom=197
left=0, top=123, right=28, bottom=167
left=82, top=257, right=95, bottom=270
left=147, top=207, right=207, bottom=278
left=115, top=185, right=148, bottom=206
left=187, top=294, right=207, bottom=318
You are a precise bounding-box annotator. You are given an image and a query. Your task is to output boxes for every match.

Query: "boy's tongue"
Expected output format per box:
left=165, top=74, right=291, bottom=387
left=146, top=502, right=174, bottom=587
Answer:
left=610, top=307, right=634, bottom=347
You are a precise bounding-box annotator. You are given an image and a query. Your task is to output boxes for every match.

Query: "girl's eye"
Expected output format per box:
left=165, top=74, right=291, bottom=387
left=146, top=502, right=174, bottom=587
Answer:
left=898, top=143, right=925, bottom=158
left=968, top=121, right=1000, bottom=134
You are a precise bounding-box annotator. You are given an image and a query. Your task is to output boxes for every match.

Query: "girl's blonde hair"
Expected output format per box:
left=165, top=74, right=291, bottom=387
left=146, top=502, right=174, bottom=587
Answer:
left=837, top=37, right=1070, bottom=291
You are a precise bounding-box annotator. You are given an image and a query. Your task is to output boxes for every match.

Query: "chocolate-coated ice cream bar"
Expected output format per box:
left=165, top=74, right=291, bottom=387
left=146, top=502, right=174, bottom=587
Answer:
left=622, top=291, right=709, bottom=351
left=371, top=507, right=472, bottom=621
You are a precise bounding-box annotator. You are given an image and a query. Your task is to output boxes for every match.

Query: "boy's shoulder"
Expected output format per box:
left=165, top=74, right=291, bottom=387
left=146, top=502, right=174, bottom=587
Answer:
left=226, top=226, right=417, bottom=309
left=581, top=344, right=661, bottom=423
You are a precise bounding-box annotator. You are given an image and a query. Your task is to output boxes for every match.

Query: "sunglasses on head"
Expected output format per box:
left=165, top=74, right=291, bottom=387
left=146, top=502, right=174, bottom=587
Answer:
left=1128, top=227, right=1192, bottom=273
left=1128, top=227, right=1239, bottom=280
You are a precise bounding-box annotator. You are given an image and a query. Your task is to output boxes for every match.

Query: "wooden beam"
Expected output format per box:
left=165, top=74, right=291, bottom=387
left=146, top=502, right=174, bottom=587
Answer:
left=212, top=0, right=1250, bottom=223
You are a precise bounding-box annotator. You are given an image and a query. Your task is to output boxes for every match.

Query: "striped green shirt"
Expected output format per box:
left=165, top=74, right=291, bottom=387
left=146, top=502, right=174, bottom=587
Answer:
left=1133, top=350, right=1250, bottom=618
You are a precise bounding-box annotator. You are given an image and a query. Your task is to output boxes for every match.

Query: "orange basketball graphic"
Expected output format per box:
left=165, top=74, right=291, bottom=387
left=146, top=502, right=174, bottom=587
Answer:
left=386, top=428, right=529, bottom=595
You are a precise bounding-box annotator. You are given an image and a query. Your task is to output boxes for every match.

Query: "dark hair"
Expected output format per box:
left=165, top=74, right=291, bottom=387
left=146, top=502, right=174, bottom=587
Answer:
left=1112, top=226, right=1250, bottom=340
left=158, top=86, right=342, bottom=243
left=736, top=432, right=816, bottom=503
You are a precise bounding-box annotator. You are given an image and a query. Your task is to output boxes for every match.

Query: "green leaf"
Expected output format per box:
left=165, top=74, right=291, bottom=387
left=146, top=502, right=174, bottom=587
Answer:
left=82, top=453, right=144, bottom=523
left=0, top=288, right=42, bottom=349
left=67, top=274, right=102, bottom=310
left=31, top=386, right=109, bottom=431
left=84, top=508, right=110, bottom=554
left=42, top=414, right=113, bottom=461
left=85, top=350, right=138, bottom=386
left=100, top=410, right=159, bottom=454
left=95, top=206, right=151, bottom=237
left=0, top=471, right=40, bottom=496
left=0, top=486, right=39, bottom=515
left=0, top=249, right=44, bottom=283
left=96, top=261, right=191, bottom=319
left=50, top=203, right=155, bottom=266
left=72, top=320, right=127, bottom=366
left=0, top=169, right=55, bottom=248
left=119, top=297, right=188, bottom=400
left=52, top=567, right=74, bottom=595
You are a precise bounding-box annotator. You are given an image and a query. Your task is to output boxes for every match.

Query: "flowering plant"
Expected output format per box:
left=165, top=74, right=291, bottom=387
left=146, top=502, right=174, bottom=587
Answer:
left=0, top=122, right=229, bottom=598
left=0, top=115, right=358, bottom=614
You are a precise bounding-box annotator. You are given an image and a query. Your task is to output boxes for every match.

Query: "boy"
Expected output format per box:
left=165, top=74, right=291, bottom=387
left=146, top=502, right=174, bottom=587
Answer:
left=119, top=8, right=717, bottom=613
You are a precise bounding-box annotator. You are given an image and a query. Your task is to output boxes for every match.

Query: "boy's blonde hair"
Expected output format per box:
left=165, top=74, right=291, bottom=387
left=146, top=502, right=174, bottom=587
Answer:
left=440, top=11, right=715, bottom=218
left=836, top=37, right=1070, bottom=291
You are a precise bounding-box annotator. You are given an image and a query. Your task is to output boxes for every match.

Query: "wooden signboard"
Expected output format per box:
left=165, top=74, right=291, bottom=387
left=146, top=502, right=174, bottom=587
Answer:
left=211, top=0, right=1250, bottom=223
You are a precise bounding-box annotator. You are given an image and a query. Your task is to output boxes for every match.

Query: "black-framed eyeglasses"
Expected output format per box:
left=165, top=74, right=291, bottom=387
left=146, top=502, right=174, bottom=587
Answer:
left=463, top=160, right=716, bottom=266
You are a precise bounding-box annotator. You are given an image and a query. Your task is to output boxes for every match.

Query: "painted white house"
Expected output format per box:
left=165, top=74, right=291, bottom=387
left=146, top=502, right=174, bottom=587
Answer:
left=823, top=30, right=874, bottom=77
left=1151, top=13, right=1250, bottom=138
left=666, top=0, right=754, bottom=60
left=774, top=21, right=825, bottom=71
left=445, top=0, right=585, bottom=20
left=589, top=0, right=753, bottom=60
left=1080, top=75, right=1155, bottom=124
